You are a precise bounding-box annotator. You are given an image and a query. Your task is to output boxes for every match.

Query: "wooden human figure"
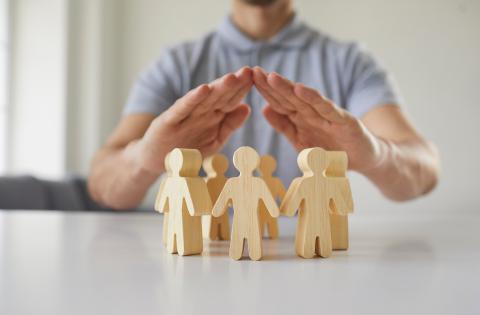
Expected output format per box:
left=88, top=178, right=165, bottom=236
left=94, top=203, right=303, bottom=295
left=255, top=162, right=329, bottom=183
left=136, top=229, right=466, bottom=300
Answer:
left=155, top=148, right=212, bottom=256
left=280, top=147, right=353, bottom=259
left=257, top=155, right=286, bottom=239
left=326, top=151, right=354, bottom=250
left=202, top=154, right=230, bottom=240
left=212, top=146, right=279, bottom=261
left=155, top=152, right=171, bottom=247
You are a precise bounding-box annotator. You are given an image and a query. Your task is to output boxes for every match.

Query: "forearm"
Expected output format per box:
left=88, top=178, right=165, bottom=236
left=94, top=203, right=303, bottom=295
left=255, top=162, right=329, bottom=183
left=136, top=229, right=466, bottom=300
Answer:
left=88, top=140, right=161, bottom=209
left=361, top=138, right=440, bottom=201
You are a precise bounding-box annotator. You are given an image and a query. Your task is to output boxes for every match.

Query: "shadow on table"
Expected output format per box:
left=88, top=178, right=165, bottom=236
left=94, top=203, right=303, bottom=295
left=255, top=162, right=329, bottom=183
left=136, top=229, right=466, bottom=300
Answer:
left=205, top=236, right=301, bottom=261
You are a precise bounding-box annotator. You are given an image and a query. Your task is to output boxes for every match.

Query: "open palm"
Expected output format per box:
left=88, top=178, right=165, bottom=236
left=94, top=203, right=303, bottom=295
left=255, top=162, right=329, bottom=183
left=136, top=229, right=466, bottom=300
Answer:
left=252, top=67, right=382, bottom=172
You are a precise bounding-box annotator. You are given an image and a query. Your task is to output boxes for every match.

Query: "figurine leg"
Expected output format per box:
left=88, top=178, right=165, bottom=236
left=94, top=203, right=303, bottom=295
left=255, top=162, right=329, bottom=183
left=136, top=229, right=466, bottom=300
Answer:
left=296, top=234, right=315, bottom=259
left=167, top=233, right=177, bottom=254
left=162, top=213, right=169, bottom=246
left=331, top=214, right=349, bottom=250
left=266, top=217, right=279, bottom=239
left=218, top=216, right=230, bottom=241
left=295, top=217, right=314, bottom=258
left=247, top=234, right=262, bottom=261
left=176, top=231, right=186, bottom=256
left=229, top=224, right=244, bottom=260
left=316, top=210, right=333, bottom=258
left=166, top=213, right=177, bottom=254
left=258, top=208, right=267, bottom=238
left=181, top=214, right=203, bottom=256
left=315, top=235, right=332, bottom=258
left=315, top=233, right=332, bottom=258
left=211, top=216, right=219, bottom=240
left=202, top=215, right=213, bottom=240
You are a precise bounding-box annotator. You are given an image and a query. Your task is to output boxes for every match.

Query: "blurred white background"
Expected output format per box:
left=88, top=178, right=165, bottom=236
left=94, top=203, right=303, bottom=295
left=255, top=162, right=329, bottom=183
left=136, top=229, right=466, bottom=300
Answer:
left=1, top=0, right=479, bottom=211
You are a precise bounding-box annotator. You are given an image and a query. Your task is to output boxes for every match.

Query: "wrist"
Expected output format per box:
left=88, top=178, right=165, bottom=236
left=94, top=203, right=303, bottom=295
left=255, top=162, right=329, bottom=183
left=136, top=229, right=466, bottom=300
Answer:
left=124, top=139, right=163, bottom=183
left=358, top=136, right=392, bottom=178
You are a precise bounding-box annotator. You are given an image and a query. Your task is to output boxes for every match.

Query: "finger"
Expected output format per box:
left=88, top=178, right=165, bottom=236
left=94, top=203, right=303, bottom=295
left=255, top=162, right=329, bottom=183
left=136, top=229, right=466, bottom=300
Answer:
left=265, top=72, right=297, bottom=112
left=211, top=67, right=252, bottom=110
left=267, top=72, right=315, bottom=116
left=223, top=81, right=252, bottom=113
left=196, top=124, right=221, bottom=147
left=224, top=67, right=254, bottom=112
left=213, top=67, right=249, bottom=108
left=256, top=70, right=295, bottom=112
left=294, top=83, right=347, bottom=124
left=218, top=103, right=250, bottom=144
left=252, top=67, right=292, bottom=115
left=252, top=67, right=283, bottom=107
left=204, top=73, right=240, bottom=110
left=256, top=84, right=291, bottom=115
left=262, top=105, right=297, bottom=145
left=186, top=108, right=225, bottom=130
left=194, top=73, right=242, bottom=115
left=235, top=66, right=253, bottom=87
left=268, top=75, right=334, bottom=129
left=164, top=84, right=211, bottom=124
left=288, top=109, right=330, bottom=130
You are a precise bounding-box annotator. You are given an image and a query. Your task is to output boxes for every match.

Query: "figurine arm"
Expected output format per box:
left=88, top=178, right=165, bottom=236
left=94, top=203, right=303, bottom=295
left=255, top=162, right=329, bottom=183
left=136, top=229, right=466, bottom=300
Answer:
left=260, top=181, right=280, bottom=218
left=183, top=179, right=212, bottom=216
left=212, top=181, right=232, bottom=217
left=280, top=178, right=304, bottom=216
left=328, top=178, right=354, bottom=215
left=276, top=178, right=287, bottom=201
left=154, top=179, right=169, bottom=213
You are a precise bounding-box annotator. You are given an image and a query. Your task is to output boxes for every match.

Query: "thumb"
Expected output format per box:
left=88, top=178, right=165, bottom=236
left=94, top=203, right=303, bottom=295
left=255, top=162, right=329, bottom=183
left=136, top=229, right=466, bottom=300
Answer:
left=163, top=84, right=211, bottom=124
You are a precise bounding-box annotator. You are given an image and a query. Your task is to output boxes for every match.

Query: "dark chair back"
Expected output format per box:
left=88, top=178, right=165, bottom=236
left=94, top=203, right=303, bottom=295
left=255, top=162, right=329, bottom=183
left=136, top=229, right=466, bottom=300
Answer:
left=0, top=175, right=113, bottom=211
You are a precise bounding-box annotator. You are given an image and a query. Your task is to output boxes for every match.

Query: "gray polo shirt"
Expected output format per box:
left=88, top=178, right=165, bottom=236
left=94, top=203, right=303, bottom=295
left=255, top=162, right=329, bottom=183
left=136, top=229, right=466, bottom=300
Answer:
left=124, top=15, right=401, bottom=185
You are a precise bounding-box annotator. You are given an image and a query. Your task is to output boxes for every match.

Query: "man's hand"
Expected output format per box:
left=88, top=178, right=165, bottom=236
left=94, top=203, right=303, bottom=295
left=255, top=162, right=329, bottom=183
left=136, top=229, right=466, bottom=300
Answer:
left=135, top=67, right=253, bottom=175
left=89, top=67, right=253, bottom=209
left=252, top=66, right=384, bottom=172
left=89, top=65, right=439, bottom=209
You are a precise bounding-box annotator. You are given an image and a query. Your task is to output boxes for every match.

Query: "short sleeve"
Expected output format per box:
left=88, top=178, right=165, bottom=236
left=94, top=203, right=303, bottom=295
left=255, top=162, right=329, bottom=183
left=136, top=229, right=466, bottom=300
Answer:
left=343, top=44, right=402, bottom=118
left=123, top=49, right=183, bottom=116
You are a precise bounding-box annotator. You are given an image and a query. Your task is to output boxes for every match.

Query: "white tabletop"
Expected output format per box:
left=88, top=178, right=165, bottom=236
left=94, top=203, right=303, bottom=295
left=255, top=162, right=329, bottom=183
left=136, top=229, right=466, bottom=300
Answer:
left=0, top=208, right=479, bottom=315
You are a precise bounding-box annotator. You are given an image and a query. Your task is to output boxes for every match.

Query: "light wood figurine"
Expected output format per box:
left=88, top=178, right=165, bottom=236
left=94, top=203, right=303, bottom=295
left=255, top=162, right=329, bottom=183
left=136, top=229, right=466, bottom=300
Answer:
left=258, top=155, right=286, bottom=239
left=280, top=147, right=353, bottom=259
left=212, top=146, right=279, bottom=261
left=155, top=152, right=171, bottom=247
left=326, top=151, right=354, bottom=250
left=155, top=148, right=212, bottom=256
left=202, top=154, right=230, bottom=240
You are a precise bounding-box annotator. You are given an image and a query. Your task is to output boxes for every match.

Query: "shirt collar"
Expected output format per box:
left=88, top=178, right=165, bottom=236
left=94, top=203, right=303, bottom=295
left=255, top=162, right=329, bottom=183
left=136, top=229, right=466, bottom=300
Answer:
left=217, top=13, right=314, bottom=52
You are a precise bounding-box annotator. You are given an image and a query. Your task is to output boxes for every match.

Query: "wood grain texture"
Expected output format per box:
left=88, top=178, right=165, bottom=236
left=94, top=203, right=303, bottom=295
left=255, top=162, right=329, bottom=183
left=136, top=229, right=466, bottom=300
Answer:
left=258, top=155, right=286, bottom=239
left=280, top=147, right=354, bottom=258
left=155, top=148, right=212, bottom=256
left=212, top=146, right=279, bottom=261
left=155, top=152, right=171, bottom=247
left=202, top=154, right=230, bottom=240
left=326, top=151, right=354, bottom=250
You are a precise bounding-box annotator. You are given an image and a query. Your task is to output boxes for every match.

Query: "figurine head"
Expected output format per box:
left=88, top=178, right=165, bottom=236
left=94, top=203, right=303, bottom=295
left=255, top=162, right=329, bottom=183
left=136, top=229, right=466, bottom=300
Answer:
left=169, top=148, right=202, bottom=177
left=164, top=152, right=172, bottom=175
left=203, top=154, right=229, bottom=177
left=298, top=147, right=328, bottom=176
left=258, top=155, right=276, bottom=176
left=233, top=146, right=260, bottom=175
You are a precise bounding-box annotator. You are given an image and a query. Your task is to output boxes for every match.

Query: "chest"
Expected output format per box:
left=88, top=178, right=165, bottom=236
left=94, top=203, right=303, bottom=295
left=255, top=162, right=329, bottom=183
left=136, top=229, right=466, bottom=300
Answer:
left=189, top=45, right=346, bottom=109
left=302, top=178, right=333, bottom=210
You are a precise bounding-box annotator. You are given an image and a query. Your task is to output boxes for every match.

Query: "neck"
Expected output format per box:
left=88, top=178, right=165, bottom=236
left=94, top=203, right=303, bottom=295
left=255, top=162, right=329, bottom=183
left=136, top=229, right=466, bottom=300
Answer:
left=231, top=0, right=294, bottom=40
